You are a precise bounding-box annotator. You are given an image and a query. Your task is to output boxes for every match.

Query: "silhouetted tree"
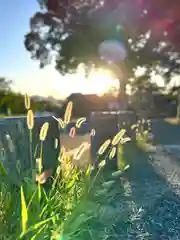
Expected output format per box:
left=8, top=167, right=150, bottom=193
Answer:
left=24, top=0, right=180, bottom=109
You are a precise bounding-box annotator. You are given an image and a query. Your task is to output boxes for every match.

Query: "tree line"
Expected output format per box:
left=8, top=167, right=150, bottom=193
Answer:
left=0, top=77, right=59, bottom=115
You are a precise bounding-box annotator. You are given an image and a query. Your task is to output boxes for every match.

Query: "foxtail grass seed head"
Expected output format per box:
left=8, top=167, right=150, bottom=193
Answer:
left=36, top=158, right=42, bottom=173
left=74, top=142, right=90, bottom=160
left=27, top=110, right=34, bottom=130
left=109, top=147, right=116, bottom=159
left=98, top=160, right=106, bottom=168
left=64, top=101, right=73, bottom=124
left=67, top=150, right=72, bottom=163
left=24, top=93, right=31, bottom=110
left=112, top=129, right=126, bottom=145
left=39, top=122, right=49, bottom=141
left=98, top=139, right=111, bottom=155
left=58, top=118, right=65, bottom=129
left=131, top=124, right=137, bottom=130
left=120, top=137, right=131, bottom=144
left=124, top=165, right=130, bottom=171
left=85, top=164, right=92, bottom=176
left=76, top=117, right=86, bottom=128
left=56, top=166, right=61, bottom=175
left=69, top=127, right=76, bottom=138
left=58, top=146, right=66, bottom=162
left=52, top=116, right=65, bottom=129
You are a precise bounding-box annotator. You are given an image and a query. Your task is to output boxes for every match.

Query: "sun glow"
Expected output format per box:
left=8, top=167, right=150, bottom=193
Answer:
left=86, top=69, right=118, bottom=95
left=16, top=65, right=119, bottom=99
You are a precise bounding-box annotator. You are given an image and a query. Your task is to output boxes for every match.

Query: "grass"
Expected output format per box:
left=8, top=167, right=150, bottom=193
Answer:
left=131, top=119, right=151, bottom=151
left=0, top=96, right=162, bottom=239
left=1, top=114, right=178, bottom=239
left=0, top=98, right=133, bottom=240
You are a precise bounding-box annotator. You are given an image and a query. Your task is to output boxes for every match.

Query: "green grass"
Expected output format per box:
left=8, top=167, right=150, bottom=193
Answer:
left=0, top=97, right=155, bottom=239
left=134, top=119, right=152, bottom=151
left=0, top=143, right=129, bottom=239
left=0, top=100, right=134, bottom=240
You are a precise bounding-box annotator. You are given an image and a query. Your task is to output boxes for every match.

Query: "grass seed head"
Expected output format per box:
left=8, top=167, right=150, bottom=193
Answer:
left=39, top=122, right=49, bottom=141
left=27, top=110, right=34, bottom=130
left=24, top=94, right=31, bottom=110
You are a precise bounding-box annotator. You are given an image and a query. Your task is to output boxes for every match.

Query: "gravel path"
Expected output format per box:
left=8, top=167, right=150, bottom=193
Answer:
left=93, top=144, right=180, bottom=240
left=149, top=145, right=180, bottom=195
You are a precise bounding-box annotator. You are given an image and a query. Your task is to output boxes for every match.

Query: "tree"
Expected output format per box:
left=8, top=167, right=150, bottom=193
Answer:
left=0, top=78, right=12, bottom=92
left=169, top=85, right=180, bottom=118
left=130, top=74, right=162, bottom=116
left=0, top=77, right=13, bottom=113
left=24, top=0, right=180, bottom=109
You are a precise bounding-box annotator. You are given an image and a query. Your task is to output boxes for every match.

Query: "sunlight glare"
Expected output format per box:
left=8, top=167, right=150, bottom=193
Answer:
left=87, top=69, right=119, bottom=96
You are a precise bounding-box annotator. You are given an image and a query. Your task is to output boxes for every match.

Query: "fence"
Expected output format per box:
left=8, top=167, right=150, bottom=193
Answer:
left=90, top=111, right=137, bottom=170
left=0, top=116, right=60, bottom=184
left=0, top=111, right=137, bottom=184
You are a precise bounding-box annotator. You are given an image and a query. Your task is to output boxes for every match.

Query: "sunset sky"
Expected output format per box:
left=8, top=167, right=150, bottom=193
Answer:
left=0, top=0, right=118, bottom=99
left=0, top=0, right=166, bottom=100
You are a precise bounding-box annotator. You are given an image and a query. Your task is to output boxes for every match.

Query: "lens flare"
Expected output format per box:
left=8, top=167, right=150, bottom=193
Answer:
left=99, top=40, right=127, bottom=63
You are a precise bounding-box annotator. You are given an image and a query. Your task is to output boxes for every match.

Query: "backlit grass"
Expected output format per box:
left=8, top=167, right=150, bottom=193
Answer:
left=0, top=96, right=131, bottom=240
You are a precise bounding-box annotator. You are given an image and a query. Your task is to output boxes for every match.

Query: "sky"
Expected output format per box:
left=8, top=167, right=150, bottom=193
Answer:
left=0, top=0, right=166, bottom=100
left=0, top=0, right=118, bottom=99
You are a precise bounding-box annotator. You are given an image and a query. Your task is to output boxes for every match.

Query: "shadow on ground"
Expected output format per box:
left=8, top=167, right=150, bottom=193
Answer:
left=86, top=142, right=180, bottom=240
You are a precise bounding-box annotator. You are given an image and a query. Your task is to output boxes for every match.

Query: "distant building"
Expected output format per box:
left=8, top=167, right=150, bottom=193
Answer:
left=57, top=93, right=119, bottom=118
left=108, top=101, right=120, bottom=110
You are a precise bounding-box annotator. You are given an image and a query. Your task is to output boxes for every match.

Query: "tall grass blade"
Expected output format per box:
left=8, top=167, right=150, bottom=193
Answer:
left=20, top=185, right=28, bottom=234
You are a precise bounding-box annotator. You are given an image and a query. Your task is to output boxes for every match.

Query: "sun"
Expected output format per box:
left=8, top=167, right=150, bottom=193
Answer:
left=51, top=66, right=119, bottom=98
left=86, top=68, right=119, bottom=95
